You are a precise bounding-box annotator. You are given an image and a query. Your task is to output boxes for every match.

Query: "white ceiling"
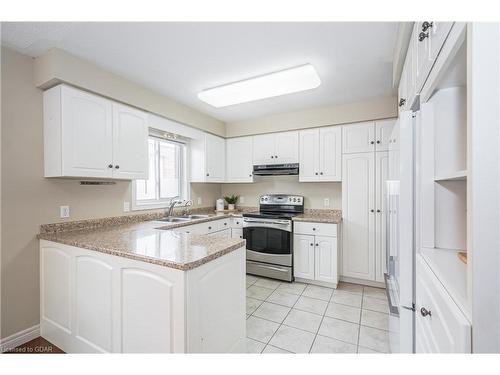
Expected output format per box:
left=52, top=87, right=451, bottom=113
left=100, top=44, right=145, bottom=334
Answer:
left=1, top=22, right=398, bottom=123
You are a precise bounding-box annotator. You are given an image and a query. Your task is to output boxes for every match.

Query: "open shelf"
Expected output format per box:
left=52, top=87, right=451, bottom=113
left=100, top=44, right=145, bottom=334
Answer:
left=434, top=170, right=467, bottom=181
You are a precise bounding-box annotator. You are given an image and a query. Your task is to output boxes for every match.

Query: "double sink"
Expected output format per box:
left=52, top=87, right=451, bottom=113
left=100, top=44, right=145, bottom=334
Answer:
left=157, top=214, right=210, bottom=223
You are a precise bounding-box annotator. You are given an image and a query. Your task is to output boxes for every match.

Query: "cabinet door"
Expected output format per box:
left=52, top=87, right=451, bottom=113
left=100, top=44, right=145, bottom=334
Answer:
left=342, top=122, right=375, bottom=154
left=275, top=131, right=299, bottom=163
left=299, top=129, right=320, bottom=182
left=252, top=134, right=275, bottom=165
left=375, top=151, right=389, bottom=282
left=205, top=134, right=225, bottom=182
left=429, top=22, right=453, bottom=61
left=415, top=22, right=433, bottom=92
left=293, top=234, right=315, bottom=280
left=342, top=152, right=375, bottom=280
left=319, top=126, right=342, bottom=181
left=231, top=228, right=243, bottom=239
left=375, top=119, right=396, bottom=152
left=314, top=236, right=338, bottom=284
left=226, top=137, right=253, bottom=182
left=61, top=86, right=113, bottom=178
left=112, top=103, right=149, bottom=180
left=398, top=59, right=408, bottom=112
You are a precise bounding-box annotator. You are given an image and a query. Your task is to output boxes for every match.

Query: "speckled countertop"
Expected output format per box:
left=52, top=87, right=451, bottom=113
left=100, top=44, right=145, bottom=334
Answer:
left=293, top=209, right=342, bottom=224
left=38, top=209, right=249, bottom=271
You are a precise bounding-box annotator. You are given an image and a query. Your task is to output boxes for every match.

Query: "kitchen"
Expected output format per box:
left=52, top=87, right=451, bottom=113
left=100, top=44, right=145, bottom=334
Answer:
left=1, top=16, right=500, bottom=362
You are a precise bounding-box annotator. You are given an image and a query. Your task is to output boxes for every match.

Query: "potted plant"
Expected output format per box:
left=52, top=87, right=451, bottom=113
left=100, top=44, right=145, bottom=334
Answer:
left=224, top=194, right=239, bottom=211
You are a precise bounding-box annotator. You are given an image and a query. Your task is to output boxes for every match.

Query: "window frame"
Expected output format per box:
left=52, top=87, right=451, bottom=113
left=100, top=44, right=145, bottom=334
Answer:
left=131, top=135, right=188, bottom=211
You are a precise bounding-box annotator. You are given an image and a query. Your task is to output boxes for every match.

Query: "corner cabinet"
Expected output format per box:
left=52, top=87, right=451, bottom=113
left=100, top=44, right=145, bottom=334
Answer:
left=190, top=133, right=226, bottom=183
left=226, top=136, right=253, bottom=183
left=299, top=126, right=341, bottom=182
left=252, top=131, right=298, bottom=165
left=43, top=84, right=148, bottom=180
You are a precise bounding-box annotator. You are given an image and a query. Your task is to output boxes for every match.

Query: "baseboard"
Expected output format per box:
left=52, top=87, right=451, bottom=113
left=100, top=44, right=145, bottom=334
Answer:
left=0, top=324, right=40, bottom=353
left=340, top=276, right=385, bottom=288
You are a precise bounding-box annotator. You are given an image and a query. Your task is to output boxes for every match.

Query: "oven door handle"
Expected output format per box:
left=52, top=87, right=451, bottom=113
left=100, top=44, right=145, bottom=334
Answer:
left=243, top=218, right=290, bottom=225
left=243, top=222, right=292, bottom=232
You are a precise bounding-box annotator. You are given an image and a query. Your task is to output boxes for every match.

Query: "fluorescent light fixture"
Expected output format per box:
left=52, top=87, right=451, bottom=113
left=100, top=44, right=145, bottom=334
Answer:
left=198, top=64, right=321, bottom=108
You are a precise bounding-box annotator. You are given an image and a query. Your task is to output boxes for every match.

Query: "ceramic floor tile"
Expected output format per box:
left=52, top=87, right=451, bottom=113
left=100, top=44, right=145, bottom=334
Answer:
left=362, top=296, right=389, bottom=313
left=276, top=282, right=307, bottom=295
left=266, top=290, right=300, bottom=307
left=246, top=297, right=263, bottom=315
left=246, top=275, right=258, bottom=287
left=246, top=338, right=266, bottom=353
left=363, top=286, right=387, bottom=300
left=294, top=295, right=329, bottom=315
left=253, top=277, right=282, bottom=290
left=247, top=285, right=274, bottom=301
left=310, top=335, right=357, bottom=353
left=357, top=346, right=384, bottom=354
left=302, top=284, right=334, bottom=301
left=332, top=290, right=363, bottom=308
left=336, top=282, right=364, bottom=295
left=325, top=302, right=361, bottom=324
left=318, top=316, right=360, bottom=345
left=246, top=316, right=280, bottom=343
left=283, top=309, right=323, bottom=333
left=358, top=326, right=390, bottom=353
left=269, top=325, right=316, bottom=353
left=361, top=309, right=389, bottom=331
left=253, top=302, right=291, bottom=323
left=262, top=345, right=292, bottom=354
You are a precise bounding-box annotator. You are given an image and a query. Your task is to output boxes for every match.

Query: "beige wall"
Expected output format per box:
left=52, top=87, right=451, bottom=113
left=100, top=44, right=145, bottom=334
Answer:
left=225, top=96, right=397, bottom=137
left=34, top=48, right=226, bottom=137
left=0, top=47, right=222, bottom=339
left=221, top=176, right=341, bottom=210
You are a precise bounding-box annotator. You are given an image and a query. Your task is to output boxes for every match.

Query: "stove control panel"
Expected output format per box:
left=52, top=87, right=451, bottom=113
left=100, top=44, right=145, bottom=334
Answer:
left=260, top=194, right=304, bottom=206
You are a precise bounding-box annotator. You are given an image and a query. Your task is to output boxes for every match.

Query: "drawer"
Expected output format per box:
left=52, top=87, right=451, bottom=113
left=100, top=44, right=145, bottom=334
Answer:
left=216, top=218, right=231, bottom=231
left=415, top=255, right=471, bottom=353
left=209, top=228, right=231, bottom=238
left=230, top=217, right=243, bottom=228
left=293, top=221, right=337, bottom=237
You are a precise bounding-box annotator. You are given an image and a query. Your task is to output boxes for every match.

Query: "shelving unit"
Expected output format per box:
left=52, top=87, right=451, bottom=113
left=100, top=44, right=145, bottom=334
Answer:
left=434, top=170, right=467, bottom=181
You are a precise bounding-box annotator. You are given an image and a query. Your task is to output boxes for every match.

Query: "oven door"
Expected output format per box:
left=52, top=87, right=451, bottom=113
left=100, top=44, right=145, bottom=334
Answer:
left=243, top=218, right=292, bottom=267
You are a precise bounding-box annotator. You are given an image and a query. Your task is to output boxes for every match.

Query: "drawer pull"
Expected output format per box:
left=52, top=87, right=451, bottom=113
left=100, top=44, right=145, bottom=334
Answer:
left=420, top=307, right=432, bottom=317
left=310, top=243, right=314, bottom=246
left=312, top=228, right=316, bottom=231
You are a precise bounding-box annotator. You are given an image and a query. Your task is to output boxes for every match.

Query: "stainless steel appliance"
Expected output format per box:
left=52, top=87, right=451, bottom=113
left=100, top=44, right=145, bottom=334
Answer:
left=243, top=194, right=304, bottom=282
left=252, top=163, right=299, bottom=176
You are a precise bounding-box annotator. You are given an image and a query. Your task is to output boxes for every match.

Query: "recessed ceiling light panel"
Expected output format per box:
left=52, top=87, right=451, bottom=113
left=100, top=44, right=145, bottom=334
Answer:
left=198, top=64, right=321, bottom=108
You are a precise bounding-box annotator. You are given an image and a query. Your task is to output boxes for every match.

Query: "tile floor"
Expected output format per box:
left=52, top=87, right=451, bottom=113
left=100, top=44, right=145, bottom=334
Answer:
left=245, top=275, right=391, bottom=354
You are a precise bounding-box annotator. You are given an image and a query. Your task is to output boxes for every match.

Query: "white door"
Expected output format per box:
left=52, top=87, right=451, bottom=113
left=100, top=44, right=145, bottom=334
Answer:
left=375, top=119, right=396, bottom=152
left=61, top=86, right=113, bottom=178
left=375, top=151, right=389, bottom=282
left=226, top=137, right=253, bottom=182
left=111, top=103, right=149, bottom=179
left=299, top=129, right=320, bottom=182
left=252, top=134, right=275, bottom=165
left=342, top=122, right=375, bottom=154
left=314, top=236, right=338, bottom=284
left=342, top=152, right=375, bottom=280
left=293, top=234, right=315, bottom=280
left=275, top=131, right=299, bottom=163
left=205, top=134, right=225, bottom=182
left=319, top=126, right=342, bottom=181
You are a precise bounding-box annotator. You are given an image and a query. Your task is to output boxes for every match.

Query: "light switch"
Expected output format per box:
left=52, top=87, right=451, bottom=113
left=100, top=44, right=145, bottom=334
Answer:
left=197, top=197, right=202, bottom=205
left=323, top=198, right=330, bottom=208
left=60, top=205, right=70, bottom=218
left=123, top=202, right=130, bottom=212
left=240, top=196, right=245, bottom=204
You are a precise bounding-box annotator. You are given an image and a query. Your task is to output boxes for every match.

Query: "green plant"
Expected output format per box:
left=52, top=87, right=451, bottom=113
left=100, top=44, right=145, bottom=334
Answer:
left=224, top=194, right=239, bottom=205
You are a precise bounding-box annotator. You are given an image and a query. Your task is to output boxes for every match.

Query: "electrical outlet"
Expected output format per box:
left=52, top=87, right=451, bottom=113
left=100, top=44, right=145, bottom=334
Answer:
left=123, top=201, right=130, bottom=212
left=60, top=205, right=70, bottom=218
left=323, top=198, right=330, bottom=208
left=240, top=196, right=245, bottom=204
left=197, top=197, right=202, bottom=205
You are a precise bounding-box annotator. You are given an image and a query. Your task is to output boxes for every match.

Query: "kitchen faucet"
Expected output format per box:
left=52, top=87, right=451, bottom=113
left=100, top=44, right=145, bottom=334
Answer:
left=166, top=198, right=181, bottom=217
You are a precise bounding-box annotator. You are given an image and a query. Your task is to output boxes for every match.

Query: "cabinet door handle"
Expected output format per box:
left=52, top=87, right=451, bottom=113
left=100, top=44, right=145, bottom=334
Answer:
left=271, top=156, right=274, bottom=159
left=315, top=243, right=319, bottom=246
left=376, top=140, right=381, bottom=144
left=421, top=21, right=433, bottom=32
left=320, top=172, right=323, bottom=175
left=206, top=173, right=209, bottom=176
left=312, top=228, right=316, bottom=231
left=310, top=243, right=314, bottom=247
left=115, top=165, right=120, bottom=169
left=108, top=164, right=113, bottom=168
left=377, top=209, right=381, bottom=213
left=275, top=155, right=278, bottom=158
left=419, top=32, right=429, bottom=42
left=249, top=174, right=252, bottom=177
left=370, top=141, right=375, bottom=145
left=371, top=209, right=374, bottom=213
left=315, top=172, right=319, bottom=175
left=208, top=226, right=212, bottom=230
left=420, top=307, right=432, bottom=317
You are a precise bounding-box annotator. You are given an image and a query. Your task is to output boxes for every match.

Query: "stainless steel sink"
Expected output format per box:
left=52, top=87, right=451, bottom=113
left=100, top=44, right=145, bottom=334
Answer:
left=180, top=214, right=210, bottom=219
left=157, top=217, right=192, bottom=223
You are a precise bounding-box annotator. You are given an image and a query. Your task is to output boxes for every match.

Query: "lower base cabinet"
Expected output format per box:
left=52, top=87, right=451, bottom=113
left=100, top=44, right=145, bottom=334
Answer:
left=293, top=222, right=339, bottom=287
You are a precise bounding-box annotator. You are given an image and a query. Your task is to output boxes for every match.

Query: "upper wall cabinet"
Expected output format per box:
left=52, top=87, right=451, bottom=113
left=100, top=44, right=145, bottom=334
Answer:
left=43, top=85, right=148, bottom=180
left=252, top=131, right=298, bottom=165
left=190, top=133, right=226, bottom=183
left=299, top=126, right=341, bottom=182
left=226, top=137, right=253, bottom=183
left=342, top=120, right=395, bottom=154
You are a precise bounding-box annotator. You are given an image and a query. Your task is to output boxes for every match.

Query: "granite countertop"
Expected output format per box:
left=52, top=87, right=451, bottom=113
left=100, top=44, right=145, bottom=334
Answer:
left=293, top=209, right=342, bottom=224
left=38, top=210, right=248, bottom=271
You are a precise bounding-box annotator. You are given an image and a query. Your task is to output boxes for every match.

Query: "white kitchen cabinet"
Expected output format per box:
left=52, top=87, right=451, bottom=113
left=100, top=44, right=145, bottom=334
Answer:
left=43, top=84, right=148, bottom=180
left=375, top=119, right=396, bottom=152
left=226, top=137, right=253, bottom=183
left=293, top=234, right=315, bottom=280
left=342, top=122, right=375, bottom=154
left=299, top=126, right=341, bottom=182
left=231, top=228, right=243, bottom=239
left=252, top=131, right=298, bottom=165
left=314, top=236, right=338, bottom=284
left=342, top=152, right=375, bottom=281
left=190, top=133, right=226, bottom=183
left=375, top=151, right=389, bottom=282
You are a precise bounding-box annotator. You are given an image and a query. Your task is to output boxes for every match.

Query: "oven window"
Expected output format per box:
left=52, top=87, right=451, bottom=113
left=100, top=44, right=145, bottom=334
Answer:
left=243, top=227, right=291, bottom=255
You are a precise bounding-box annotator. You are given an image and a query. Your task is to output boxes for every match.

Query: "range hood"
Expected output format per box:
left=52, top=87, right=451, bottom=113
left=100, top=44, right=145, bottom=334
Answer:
left=252, top=163, right=299, bottom=176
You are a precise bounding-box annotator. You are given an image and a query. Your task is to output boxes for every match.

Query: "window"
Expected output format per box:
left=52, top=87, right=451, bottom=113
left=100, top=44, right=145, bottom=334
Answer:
left=132, top=136, right=187, bottom=210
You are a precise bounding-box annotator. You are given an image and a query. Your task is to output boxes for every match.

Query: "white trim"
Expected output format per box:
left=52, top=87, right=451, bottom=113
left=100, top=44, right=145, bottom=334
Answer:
left=339, top=276, right=385, bottom=289
left=0, top=324, right=40, bottom=353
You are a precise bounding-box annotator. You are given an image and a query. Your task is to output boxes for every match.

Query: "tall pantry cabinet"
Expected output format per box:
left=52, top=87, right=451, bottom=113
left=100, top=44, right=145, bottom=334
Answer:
left=341, top=119, right=395, bottom=283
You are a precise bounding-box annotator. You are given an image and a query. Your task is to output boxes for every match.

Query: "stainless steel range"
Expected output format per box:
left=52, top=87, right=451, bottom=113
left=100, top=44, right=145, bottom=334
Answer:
left=243, top=194, right=304, bottom=282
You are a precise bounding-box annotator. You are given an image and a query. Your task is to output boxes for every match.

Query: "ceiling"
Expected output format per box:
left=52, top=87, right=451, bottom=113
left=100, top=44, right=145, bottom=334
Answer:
left=1, top=22, right=398, bottom=123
